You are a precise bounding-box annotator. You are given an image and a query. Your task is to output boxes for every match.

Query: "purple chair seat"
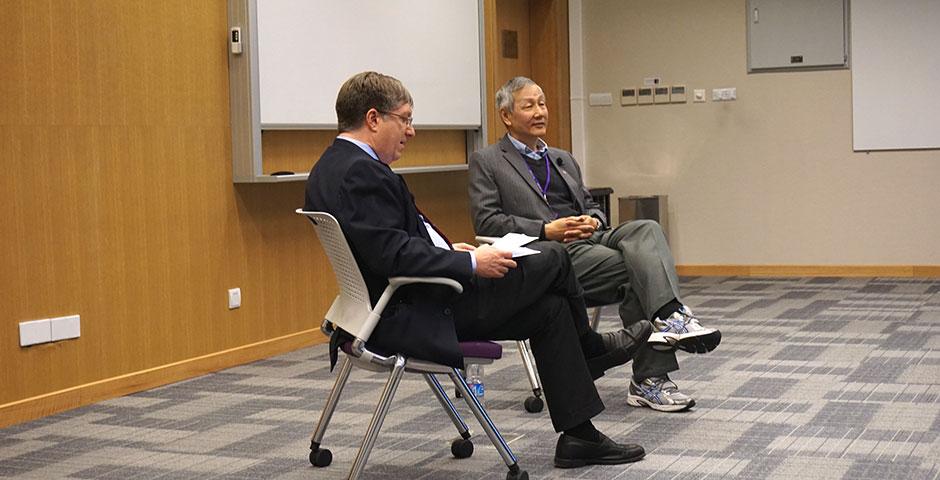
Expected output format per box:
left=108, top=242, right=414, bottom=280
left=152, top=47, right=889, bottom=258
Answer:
left=459, top=341, right=502, bottom=360
left=340, top=340, right=502, bottom=361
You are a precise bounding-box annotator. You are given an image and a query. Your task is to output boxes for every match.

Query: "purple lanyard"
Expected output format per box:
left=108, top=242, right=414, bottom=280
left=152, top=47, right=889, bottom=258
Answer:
left=524, top=151, right=551, bottom=201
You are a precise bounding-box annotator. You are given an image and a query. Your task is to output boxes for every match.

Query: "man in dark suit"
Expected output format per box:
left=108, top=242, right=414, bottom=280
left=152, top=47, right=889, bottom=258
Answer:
left=304, top=71, right=650, bottom=468
left=469, top=76, right=722, bottom=413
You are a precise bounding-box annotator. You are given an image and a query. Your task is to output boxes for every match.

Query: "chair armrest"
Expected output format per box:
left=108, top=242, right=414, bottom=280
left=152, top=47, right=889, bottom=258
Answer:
left=475, top=236, right=498, bottom=245
left=355, top=276, right=464, bottom=366
left=371, top=276, right=464, bottom=322
left=388, top=276, right=463, bottom=294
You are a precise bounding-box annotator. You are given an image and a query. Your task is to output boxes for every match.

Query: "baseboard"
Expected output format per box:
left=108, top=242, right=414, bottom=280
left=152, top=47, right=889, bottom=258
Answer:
left=677, top=265, right=940, bottom=278
left=0, top=328, right=328, bottom=429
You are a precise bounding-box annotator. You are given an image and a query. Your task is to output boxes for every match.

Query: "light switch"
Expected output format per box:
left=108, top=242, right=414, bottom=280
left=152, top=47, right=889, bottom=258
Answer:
left=693, top=89, right=706, bottom=103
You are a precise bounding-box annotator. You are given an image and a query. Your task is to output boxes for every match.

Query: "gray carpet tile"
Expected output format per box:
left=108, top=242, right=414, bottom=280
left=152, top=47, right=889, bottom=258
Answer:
left=2, top=276, right=939, bottom=479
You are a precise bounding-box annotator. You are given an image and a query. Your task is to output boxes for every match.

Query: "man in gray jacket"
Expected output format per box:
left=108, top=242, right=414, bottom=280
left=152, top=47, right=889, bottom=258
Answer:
left=469, top=76, right=722, bottom=412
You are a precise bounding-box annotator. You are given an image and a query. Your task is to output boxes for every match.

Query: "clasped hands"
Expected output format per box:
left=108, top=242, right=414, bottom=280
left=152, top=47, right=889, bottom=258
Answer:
left=451, top=215, right=597, bottom=279
left=544, top=215, right=599, bottom=243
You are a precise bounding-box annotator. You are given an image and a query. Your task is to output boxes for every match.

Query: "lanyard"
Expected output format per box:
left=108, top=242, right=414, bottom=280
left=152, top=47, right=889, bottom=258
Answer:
left=524, top=151, right=552, bottom=202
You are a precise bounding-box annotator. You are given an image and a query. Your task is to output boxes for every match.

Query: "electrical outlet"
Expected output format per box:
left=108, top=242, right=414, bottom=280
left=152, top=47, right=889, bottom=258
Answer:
left=50, top=315, right=80, bottom=341
left=228, top=288, right=241, bottom=309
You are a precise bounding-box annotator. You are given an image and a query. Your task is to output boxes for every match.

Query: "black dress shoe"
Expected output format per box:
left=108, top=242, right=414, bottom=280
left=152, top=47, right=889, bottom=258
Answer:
left=586, top=321, right=652, bottom=379
left=554, top=432, right=645, bottom=468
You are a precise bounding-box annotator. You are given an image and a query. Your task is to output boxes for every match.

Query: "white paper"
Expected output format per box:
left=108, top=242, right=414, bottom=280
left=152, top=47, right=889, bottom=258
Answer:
left=490, top=232, right=540, bottom=258
left=508, top=246, right=540, bottom=258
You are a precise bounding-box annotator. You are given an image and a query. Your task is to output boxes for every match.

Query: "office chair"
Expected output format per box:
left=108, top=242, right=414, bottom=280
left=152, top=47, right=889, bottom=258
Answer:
left=297, top=210, right=528, bottom=480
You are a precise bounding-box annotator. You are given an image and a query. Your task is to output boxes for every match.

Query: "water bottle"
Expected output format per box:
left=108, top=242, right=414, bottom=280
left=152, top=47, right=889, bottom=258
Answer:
left=465, top=364, right=485, bottom=405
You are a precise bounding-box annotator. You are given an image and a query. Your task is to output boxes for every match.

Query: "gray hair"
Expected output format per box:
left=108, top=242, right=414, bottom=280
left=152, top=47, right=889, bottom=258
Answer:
left=495, top=76, right=538, bottom=113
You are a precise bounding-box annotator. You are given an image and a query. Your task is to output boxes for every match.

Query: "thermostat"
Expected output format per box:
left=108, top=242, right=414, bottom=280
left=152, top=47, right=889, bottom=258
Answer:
left=621, top=88, right=637, bottom=106
left=653, top=86, right=670, bottom=104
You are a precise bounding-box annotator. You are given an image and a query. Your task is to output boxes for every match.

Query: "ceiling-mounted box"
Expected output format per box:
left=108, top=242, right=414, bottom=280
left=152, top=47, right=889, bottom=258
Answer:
left=747, top=0, right=848, bottom=72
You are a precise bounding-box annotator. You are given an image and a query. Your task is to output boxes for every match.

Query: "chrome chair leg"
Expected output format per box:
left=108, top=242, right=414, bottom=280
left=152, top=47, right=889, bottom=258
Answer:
left=424, top=373, right=470, bottom=438
left=516, top=340, right=544, bottom=413
left=449, top=369, right=521, bottom=471
left=589, top=306, right=603, bottom=330
left=310, top=356, right=353, bottom=448
left=348, top=356, right=407, bottom=480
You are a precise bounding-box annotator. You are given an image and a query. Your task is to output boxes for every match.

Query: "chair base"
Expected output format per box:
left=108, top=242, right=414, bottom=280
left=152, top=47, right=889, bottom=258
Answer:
left=310, top=352, right=524, bottom=480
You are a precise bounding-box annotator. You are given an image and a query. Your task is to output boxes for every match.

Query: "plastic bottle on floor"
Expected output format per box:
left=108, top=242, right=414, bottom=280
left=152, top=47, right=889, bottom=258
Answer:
left=465, top=364, right=485, bottom=405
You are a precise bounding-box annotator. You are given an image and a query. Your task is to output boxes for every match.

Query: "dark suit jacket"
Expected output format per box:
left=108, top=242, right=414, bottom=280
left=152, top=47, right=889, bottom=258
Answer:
left=304, top=138, right=473, bottom=368
left=468, top=135, right=607, bottom=237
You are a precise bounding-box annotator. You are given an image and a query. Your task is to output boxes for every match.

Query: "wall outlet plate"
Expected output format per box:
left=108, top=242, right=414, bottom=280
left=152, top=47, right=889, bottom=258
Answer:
left=50, top=315, right=80, bottom=341
left=228, top=288, right=241, bottom=309
left=19, top=319, right=51, bottom=346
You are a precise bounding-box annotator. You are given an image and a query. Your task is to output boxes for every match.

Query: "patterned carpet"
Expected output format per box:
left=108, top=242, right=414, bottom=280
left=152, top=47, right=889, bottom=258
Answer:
left=2, top=276, right=939, bottom=479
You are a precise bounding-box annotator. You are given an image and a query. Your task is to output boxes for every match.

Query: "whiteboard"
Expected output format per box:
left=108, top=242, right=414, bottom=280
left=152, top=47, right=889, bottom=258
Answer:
left=851, top=0, right=940, bottom=150
left=255, top=0, right=483, bottom=129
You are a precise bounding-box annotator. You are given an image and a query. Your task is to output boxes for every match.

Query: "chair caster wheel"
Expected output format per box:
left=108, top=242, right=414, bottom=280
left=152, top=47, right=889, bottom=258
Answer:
left=523, top=396, right=544, bottom=413
left=451, top=437, right=474, bottom=458
left=310, top=448, right=332, bottom=467
left=507, top=469, right=529, bottom=480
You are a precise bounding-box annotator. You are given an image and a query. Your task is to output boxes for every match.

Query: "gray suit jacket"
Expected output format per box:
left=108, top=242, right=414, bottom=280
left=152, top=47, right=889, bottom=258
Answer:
left=469, top=135, right=607, bottom=237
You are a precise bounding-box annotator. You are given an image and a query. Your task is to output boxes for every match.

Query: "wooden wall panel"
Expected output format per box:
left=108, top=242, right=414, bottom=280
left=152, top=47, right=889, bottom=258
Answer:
left=0, top=0, right=478, bottom=424
left=0, top=0, right=337, bottom=416
left=529, top=0, right=571, bottom=152
left=262, top=130, right=466, bottom=175
left=484, top=0, right=571, bottom=149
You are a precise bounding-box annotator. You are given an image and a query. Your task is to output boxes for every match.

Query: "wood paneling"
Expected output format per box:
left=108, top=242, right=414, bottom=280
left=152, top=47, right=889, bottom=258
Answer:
left=677, top=265, right=940, bottom=278
left=529, top=0, right=571, bottom=152
left=0, top=329, right=323, bottom=429
left=0, top=0, right=482, bottom=426
left=484, top=0, right=571, bottom=149
left=261, top=130, right=467, bottom=175
left=0, top=0, right=336, bottom=423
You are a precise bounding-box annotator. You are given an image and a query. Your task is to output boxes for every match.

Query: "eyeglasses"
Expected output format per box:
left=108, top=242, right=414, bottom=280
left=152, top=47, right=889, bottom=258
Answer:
left=379, top=110, right=414, bottom=127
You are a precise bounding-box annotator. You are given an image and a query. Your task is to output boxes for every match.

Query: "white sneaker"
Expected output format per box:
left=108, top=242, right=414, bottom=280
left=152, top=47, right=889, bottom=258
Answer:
left=626, top=375, right=695, bottom=412
left=649, top=306, right=721, bottom=354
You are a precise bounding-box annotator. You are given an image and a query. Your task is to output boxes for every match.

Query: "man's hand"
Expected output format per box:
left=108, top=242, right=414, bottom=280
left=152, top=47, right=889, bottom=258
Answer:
left=544, top=216, right=597, bottom=243
left=473, top=244, right=517, bottom=278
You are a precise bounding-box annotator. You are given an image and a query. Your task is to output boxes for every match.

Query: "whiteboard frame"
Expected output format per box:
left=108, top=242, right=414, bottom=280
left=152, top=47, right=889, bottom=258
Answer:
left=229, top=0, right=487, bottom=183
left=851, top=0, right=940, bottom=151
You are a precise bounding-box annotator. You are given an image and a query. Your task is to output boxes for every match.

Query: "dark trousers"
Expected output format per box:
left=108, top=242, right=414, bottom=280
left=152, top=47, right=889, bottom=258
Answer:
left=453, top=241, right=604, bottom=432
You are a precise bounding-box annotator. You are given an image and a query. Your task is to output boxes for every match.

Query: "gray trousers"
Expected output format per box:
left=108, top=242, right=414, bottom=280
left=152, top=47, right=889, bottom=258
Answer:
left=566, top=219, right=681, bottom=380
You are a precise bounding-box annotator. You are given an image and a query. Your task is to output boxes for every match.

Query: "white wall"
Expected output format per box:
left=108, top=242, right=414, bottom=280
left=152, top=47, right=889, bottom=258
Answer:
left=573, top=0, right=940, bottom=265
